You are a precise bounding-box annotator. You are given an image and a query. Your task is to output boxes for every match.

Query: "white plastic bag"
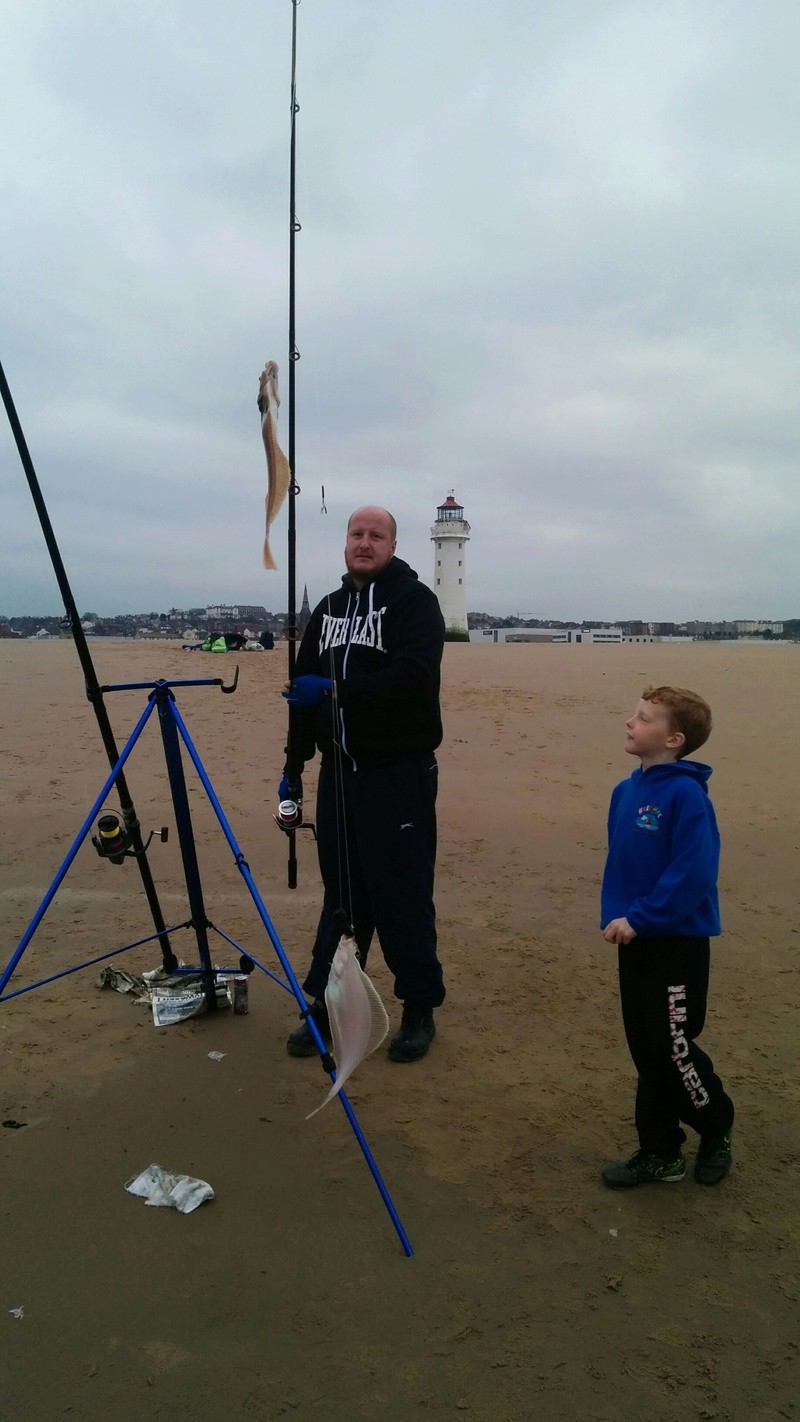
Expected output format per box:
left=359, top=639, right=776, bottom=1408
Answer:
left=125, top=1163, right=214, bottom=1214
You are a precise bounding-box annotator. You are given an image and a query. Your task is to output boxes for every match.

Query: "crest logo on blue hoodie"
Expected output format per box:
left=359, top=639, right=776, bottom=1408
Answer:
left=636, top=804, right=662, bottom=832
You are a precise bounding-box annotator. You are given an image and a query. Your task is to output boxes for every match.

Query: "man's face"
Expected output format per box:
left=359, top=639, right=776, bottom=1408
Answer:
left=344, top=507, right=397, bottom=584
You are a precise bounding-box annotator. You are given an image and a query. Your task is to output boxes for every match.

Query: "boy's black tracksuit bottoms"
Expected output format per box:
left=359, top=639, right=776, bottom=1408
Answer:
left=618, top=935, right=735, bottom=1160
left=303, top=756, right=446, bottom=1010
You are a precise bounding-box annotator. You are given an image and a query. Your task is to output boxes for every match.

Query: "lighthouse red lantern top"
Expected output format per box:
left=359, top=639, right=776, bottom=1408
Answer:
left=436, top=491, right=464, bottom=521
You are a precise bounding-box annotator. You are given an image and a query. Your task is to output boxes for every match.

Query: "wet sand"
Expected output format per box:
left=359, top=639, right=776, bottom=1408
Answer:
left=1, top=638, right=798, bottom=1420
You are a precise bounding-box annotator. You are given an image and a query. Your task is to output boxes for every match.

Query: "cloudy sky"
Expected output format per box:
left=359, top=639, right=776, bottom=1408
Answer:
left=2, top=0, right=799, bottom=621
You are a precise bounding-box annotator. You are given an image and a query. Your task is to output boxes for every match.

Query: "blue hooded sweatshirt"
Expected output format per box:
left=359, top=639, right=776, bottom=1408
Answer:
left=601, top=760, right=721, bottom=938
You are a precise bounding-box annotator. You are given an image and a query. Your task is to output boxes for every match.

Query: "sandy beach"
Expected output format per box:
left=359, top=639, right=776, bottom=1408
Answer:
left=1, top=637, right=798, bottom=1421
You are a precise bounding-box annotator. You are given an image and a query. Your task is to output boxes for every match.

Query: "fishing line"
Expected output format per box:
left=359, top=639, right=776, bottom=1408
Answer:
left=320, top=521, right=356, bottom=938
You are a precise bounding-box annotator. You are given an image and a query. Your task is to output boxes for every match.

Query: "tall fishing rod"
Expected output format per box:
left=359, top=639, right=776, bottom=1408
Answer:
left=0, top=358, right=178, bottom=974
left=285, top=0, right=301, bottom=889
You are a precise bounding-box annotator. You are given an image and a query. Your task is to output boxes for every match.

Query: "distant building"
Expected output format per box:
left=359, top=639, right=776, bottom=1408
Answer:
left=735, top=619, right=783, bottom=635
left=685, top=621, right=738, bottom=639
left=470, top=626, right=674, bottom=645
left=471, top=627, right=564, bottom=644
left=206, top=604, right=268, bottom=623
left=553, top=628, right=625, bottom=644
left=298, top=584, right=312, bottom=633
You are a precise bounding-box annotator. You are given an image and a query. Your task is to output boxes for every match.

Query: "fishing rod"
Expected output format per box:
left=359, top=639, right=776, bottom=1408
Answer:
left=285, top=0, right=301, bottom=889
left=0, top=357, right=178, bottom=974
left=262, top=2, right=317, bottom=887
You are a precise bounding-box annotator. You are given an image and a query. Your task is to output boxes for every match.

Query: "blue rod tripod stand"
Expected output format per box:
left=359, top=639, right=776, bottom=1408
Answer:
left=0, top=676, right=413, bottom=1257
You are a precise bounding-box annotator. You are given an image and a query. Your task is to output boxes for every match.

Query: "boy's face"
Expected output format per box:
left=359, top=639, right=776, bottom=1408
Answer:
left=624, top=698, right=684, bottom=766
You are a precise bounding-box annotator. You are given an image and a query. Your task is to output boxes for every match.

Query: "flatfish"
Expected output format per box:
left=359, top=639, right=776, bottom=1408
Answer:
left=307, top=934, right=389, bottom=1118
left=257, top=360, right=291, bottom=570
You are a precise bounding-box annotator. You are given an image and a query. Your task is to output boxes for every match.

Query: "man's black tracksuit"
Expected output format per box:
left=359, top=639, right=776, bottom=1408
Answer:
left=288, top=557, right=446, bottom=1009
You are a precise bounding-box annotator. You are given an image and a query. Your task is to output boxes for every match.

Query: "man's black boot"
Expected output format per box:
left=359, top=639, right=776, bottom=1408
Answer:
left=388, top=1004, right=436, bottom=1063
left=286, top=999, right=330, bottom=1058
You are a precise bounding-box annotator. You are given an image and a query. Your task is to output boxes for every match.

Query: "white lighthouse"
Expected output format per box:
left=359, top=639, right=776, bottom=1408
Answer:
left=431, top=492, right=470, bottom=638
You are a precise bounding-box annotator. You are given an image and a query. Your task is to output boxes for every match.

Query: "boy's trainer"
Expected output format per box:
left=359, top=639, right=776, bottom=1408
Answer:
left=694, top=1131, right=733, bottom=1185
left=602, top=1149, right=686, bottom=1189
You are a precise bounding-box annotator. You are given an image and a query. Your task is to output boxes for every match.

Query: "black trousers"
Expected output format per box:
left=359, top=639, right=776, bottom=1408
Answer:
left=618, top=936, right=734, bottom=1159
left=303, top=756, right=446, bottom=1009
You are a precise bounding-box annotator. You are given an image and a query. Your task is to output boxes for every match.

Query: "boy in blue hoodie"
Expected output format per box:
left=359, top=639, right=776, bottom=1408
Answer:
left=601, top=684, right=734, bottom=1189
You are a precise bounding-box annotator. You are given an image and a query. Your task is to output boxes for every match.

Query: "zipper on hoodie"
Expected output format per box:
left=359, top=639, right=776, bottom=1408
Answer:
left=338, top=583, right=373, bottom=771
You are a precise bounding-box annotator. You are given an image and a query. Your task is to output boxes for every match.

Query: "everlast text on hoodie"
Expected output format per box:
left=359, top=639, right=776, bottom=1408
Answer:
left=601, top=760, right=721, bottom=938
left=291, top=557, right=445, bottom=771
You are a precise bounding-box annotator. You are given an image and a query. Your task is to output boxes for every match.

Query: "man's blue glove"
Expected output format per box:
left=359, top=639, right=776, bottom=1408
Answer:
left=278, top=774, right=303, bottom=802
left=282, top=674, right=332, bottom=708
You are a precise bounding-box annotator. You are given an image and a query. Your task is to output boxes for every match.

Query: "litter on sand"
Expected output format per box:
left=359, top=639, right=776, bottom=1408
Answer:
left=207, top=1050, right=226, bottom=1061
left=125, top=1164, right=214, bottom=1214
left=9, top=1306, right=24, bottom=1320
left=96, top=963, right=233, bottom=1026
left=151, top=976, right=230, bottom=1027
left=151, top=982, right=208, bottom=1026
left=96, top=965, right=150, bottom=999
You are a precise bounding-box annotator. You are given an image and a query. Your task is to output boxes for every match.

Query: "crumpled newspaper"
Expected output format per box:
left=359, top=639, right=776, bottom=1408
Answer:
left=151, top=979, right=230, bottom=1026
left=125, top=1163, right=214, bottom=1214
left=96, top=962, right=182, bottom=1004
left=96, top=964, right=230, bottom=1026
left=151, top=982, right=208, bottom=1027
left=96, top=966, right=149, bottom=999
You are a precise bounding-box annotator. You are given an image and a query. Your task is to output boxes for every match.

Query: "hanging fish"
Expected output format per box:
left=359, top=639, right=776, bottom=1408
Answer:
left=258, top=360, right=291, bottom=570
left=306, top=934, right=389, bottom=1119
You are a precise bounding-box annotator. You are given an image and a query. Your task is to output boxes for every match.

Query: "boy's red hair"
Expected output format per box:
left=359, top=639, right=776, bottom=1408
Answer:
left=642, top=685, right=712, bottom=758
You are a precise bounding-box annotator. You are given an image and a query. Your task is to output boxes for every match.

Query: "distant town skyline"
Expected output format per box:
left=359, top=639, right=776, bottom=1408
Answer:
left=3, top=606, right=796, bottom=638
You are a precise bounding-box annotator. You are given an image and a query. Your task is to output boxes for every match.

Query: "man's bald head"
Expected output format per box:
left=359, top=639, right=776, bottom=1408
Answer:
left=347, top=506, right=397, bottom=540
left=345, top=506, right=398, bottom=586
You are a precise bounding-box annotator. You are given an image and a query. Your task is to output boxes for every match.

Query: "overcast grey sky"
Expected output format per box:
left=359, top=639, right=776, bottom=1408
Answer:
left=2, top=0, right=799, bottom=621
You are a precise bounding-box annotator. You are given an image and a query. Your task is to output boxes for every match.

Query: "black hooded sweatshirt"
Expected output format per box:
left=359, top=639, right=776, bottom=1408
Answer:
left=290, top=557, right=445, bottom=772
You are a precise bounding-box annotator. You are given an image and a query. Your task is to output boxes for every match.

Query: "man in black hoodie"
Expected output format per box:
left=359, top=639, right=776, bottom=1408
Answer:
left=280, top=506, right=446, bottom=1062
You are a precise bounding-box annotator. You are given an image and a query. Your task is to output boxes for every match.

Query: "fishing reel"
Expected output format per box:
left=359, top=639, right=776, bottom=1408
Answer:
left=91, top=811, right=169, bottom=865
left=273, top=799, right=316, bottom=841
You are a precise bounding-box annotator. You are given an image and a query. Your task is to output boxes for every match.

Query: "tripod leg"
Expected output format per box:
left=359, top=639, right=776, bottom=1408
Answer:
left=169, top=698, right=414, bottom=1255
left=1, top=697, right=158, bottom=997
